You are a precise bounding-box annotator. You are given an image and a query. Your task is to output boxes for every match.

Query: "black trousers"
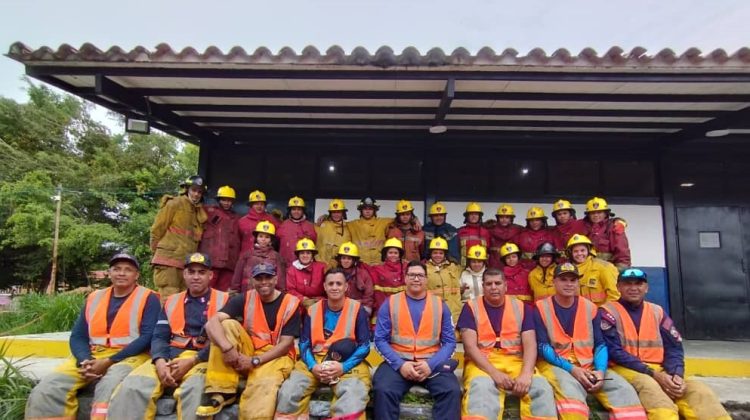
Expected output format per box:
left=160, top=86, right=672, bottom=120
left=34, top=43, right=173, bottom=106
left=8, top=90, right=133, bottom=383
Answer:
left=372, top=362, right=461, bottom=420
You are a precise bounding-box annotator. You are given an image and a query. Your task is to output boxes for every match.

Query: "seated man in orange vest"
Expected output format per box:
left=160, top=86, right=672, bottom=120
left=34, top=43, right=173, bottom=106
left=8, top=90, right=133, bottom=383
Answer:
left=108, top=252, right=229, bottom=419
left=25, top=253, right=160, bottom=420
left=458, top=267, right=557, bottom=420
left=275, top=268, right=372, bottom=419
left=534, top=263, right=647, bottom=420
left=195, top=263, right=301, bottom=419
left=372, top=260, right=461, bottom=420
left=602, top=269, right=730, bottom=420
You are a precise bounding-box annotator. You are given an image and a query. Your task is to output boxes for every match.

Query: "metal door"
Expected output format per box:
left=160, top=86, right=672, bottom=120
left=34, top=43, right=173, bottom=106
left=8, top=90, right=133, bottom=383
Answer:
left=676, top=206, right=750, bottom=340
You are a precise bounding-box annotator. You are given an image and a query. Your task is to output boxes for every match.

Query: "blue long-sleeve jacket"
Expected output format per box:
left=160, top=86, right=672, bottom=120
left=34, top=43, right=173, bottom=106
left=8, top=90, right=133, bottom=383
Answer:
left=423, top=222, right=459, bottom=262
left=373, top=294, right=456, bottom=373
left=151, top=290, right=213, bottom=363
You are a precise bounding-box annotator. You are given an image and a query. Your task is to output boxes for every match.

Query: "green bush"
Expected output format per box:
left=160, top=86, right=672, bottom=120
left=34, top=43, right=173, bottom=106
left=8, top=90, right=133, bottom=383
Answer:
left=0, top=292, right=86, bottom=336
left=0, top=342, right=34, bottom=420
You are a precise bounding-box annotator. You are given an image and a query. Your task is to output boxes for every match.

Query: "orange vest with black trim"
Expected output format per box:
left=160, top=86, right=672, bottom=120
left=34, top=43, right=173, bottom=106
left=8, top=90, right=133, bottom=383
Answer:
left=85, top=285, right=154, bottom=349
left=242, top=290, right=300, bottom=358
left=469, top=295, right=524, bottom=356
left=309, top=298, right=360, bottom=355
left=603, top=301, right=665, bottom=364
left=165, top=289, right=229, bottom=349
left=536, top=296, right=597, bottom=368
left=389, top=292, right=443, bottom=360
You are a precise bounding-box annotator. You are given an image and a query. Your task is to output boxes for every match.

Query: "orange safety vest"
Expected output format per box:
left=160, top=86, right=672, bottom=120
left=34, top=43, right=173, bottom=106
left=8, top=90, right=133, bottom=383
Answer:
left=536, top=296, right=597, bottom=369
left=85, top=286, right=153, bottom=349
left=603, top=301, right=665, bottom=364
left=242, top=290, right=300, bottom=358
left=164, top=289, right=229, bottom=349
left=469, top=295, right=524, bottom=356
left=309, top=298, right=360, bottom=355
left=389, top=292, right=443, bottom=360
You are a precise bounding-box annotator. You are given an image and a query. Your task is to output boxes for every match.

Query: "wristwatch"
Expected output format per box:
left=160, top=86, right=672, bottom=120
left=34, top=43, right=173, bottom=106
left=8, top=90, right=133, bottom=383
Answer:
left=251, top=356, right=261, bottom=367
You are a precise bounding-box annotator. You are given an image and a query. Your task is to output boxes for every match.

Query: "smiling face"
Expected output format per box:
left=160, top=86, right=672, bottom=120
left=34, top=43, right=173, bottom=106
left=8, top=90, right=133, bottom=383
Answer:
left=183, top=263, right=212, bottom=296
left=290, top=207, right=304, bottom=219
left=109, top=261, right=140, bottom=289
left=618, top=280, right=648, bottom=305
left=538, top=254, right=554, bottom=268
left=430, top=249, right=446, bottom=264
left=467, top=213, right=481, bottom=224
left=570, top=244, right=589, bottom=264
left=329, top=211, right=344, bottom=222
left=469, top=259, right=485, bottom=272
left=251, top=201, right=266, bottom=214
left=482, top=274, right=507, bottom=306
left=503, top=253, right=519, bottom=267
left=588, top=210, right=607, bottom=223
left=397, top=212, right=412, bottom=225
left=405, top=265, right=427, bottom=297
left=385, top=248, right=401, bottom=263
left=187, top=185, right=204, bottom=204
left=255, top=232, right=272, bottom=247
left=252, top=273, right=277, bottom=298
left=553, top=274, right=580, bottom=298
left=297, top=250, right=314, bottom=265
left=339, top=255, right=355, bottom=269
left=324, top=272, right=348, bottom=302
left=554, top=210, right=571, bottom=225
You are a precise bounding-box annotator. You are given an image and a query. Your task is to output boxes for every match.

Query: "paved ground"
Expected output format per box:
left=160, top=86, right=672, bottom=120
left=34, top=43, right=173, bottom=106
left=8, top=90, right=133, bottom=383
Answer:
left=684, top=340, right=750, bottom=360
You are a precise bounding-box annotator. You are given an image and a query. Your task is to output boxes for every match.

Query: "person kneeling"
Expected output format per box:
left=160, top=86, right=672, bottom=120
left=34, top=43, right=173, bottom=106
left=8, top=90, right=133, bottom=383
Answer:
left=275, top=268, right=371, bottom=419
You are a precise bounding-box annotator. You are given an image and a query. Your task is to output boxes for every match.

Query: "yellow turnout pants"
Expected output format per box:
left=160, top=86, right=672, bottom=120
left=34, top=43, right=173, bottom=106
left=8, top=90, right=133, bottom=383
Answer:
left=537, top=362, right=647, bottom=420
left=153, top=265, right=185, bottom=302
left=107, top=350, right=206, bottom=420
left=274, top=357, right=371, bottom=420
left=461, top=351, right=557, bottom=420
left=203, top=319, right=294, bottom=420
left=24, top=347, right=149, bottom=420
left=611, top=364, right=730, bottom=420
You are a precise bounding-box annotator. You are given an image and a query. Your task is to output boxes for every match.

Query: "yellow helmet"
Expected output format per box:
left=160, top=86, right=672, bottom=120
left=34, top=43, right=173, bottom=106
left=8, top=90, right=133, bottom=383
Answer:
left=216, top=185, right=236, bottom=200
left=552, top=199, right=574, bottom=214
left=248, top=190, right=267, bottom=203
left=526, top=206, right=547, bottom=220
left=566, top=234, right=593, bottom=249
left=428, top=237, right=449, bottom=251
left=429, top=202, right=447, bottom=216
left=467, top=245, right=488, bottom=261
left=496, top=204, right=515, bottom=217
left=464, top=202, right=483, bottom=215
left=337, top=242, right=360, bottom=258
left=396, top=199, right=414, bottom=214
left=253, top=220, right=276, bottom=236
left=585, top=197, right=610, bottom=213
left=294, top=238, right=317, bottom=253
left=328, top=199, right=347, bottom=212
left=287, top=196, right=305, bottom=208
left=499, top=242, right=521, bottom=257
left=383, top=237, right=404, bottom=250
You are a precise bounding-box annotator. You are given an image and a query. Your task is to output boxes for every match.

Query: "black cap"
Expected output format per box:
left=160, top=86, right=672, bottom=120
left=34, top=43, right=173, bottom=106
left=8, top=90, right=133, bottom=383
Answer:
left=554, top=262, right=581, bottom=278
left=357, top=197, right=379, bottom=211
left=109, top=253, right=139, bottom=269
left=252, top=263, right=277, bottom=277
left=618, top=268, right=648, bottom=282
left=184, top=252, right=212, bottom=268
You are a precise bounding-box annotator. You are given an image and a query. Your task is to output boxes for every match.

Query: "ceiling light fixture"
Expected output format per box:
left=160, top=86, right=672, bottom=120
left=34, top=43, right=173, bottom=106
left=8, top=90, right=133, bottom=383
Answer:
left=429, top=125, right=447, bottom=134
left=680, top=182, right=695, bottom=188
left=705, top=129, right=730, bottom=138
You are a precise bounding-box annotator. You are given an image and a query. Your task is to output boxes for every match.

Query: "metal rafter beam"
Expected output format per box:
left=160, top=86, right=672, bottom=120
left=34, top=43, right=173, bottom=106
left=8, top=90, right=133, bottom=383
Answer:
left=434, top=78, right=454, bottom=124
left=657, top=104, right=750, bottom=147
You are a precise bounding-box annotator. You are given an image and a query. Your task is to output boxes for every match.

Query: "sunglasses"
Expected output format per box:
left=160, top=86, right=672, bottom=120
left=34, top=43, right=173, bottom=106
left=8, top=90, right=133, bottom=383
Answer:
left=620, top=268, right=647, bottom=280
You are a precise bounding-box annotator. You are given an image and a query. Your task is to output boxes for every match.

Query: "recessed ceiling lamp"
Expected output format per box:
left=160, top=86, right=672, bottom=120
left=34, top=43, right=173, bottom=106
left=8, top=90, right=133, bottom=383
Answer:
left=705, top=129, right=730, bottom=137
left=429, top=125, right=447, bottom=134
left=680, top=182, right=695, bottom=188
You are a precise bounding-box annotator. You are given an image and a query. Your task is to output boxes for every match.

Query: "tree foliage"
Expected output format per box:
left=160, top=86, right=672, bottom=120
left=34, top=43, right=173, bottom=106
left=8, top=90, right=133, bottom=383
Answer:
left=0, top=81, right=198, bottom=290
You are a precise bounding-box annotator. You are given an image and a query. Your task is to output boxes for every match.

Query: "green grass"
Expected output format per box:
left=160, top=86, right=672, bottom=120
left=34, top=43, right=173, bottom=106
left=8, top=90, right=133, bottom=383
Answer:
left=0, top=292, right=86, bottom=336
left=0, top=342, right=35, bottom=420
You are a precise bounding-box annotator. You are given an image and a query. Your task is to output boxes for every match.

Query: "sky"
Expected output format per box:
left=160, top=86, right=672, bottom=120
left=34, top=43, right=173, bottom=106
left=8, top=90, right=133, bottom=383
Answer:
left=2, top=0, right=749, bottom=127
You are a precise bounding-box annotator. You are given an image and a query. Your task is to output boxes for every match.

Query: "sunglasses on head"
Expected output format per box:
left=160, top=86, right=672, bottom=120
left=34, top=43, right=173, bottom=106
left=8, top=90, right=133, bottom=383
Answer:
left=620, top=268, right=647, bottom=280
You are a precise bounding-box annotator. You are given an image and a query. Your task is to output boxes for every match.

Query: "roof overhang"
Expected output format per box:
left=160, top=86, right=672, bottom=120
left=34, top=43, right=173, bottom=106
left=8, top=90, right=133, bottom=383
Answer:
left=7, top=42, right=750, bottom=147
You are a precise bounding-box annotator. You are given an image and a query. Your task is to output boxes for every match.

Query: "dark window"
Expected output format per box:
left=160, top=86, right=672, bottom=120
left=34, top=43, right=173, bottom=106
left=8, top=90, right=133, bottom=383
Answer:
left=435, top=157, right=489, bottom=198
left=371, top=157, right=423, bottom=197
left=319, top=155, right=368, bottom=193
left=547, top=160, right=600, bottom=196
left=209, top=151, right=262, bottom=203
left=265, top=155, right=315, bottom=195
left=602, top=160, right=656, bottom=196
left=490, top=159, right=545, bottom=197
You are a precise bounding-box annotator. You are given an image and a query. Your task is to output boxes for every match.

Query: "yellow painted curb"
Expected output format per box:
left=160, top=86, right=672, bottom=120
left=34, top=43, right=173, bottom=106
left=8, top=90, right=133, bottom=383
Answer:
left=0, top=338, right=71, bottom=358
left=685, top=357, right=750, bottom=377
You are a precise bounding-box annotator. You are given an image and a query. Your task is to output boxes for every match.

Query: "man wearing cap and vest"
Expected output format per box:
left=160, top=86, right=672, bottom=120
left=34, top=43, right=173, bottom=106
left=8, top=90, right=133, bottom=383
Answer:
left=335, top=242, right=375, bottom=314
left=458, top=268, right=557, bottom=420
left=315, top=198, right=352, bottom=268
left=423, top=202, right=459, bottom=262
left=425, top=237, right=463, bottom=321
left=286, top=238, right=328, bottom=309
left=529, top=242, right=558, bottom=301
left=601, top=269, right=730, bottom=420
left=108, top=253, right=229, bottom=420
left=232, top=220, right=286, bottom=294
left=238, top=190, right=280, bottom=255
left=499, top=242, right=533, bottom=302
left=373, top=260, right=461, bottom=420
left=199, top=185, right=241, bottom=292
left=458, top=202, right=492, bottom=268
left=277, top=196, right=317, bottom=266
left=583, top=197, right=631, bottom=271
left=196, top=263, right=301, bottom=419
left=151, top=175, right=208, bottom=299
left=26, top=253, right=160, bottom=420
left=550, top=199, right=586, bottom=259
left=534, top=263, right=646, bottom=420
left=566, top=234, right=620, bottom=306
left=487, top=204, right=523, bottom=269
left=275, top=268, right=372, bottom=420
left=371, top=237, right=408, bottom=317
left=517, top=207, right=555, bottom=271
left=386, top=199, right=425, bottom=262
left=347, top=197, right=394, bottom=266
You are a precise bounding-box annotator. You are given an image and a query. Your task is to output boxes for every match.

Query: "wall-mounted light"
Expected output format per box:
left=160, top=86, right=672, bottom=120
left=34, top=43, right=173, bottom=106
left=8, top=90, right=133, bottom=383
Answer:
left=429, top=125, right=447, bottom=134
left=125, top=117, right=150, bottom=134
left=680, top=182, right=695, bottom=188
left=328, top=164, right=336, bottom=173
left=521, top=167, right=530, bottom=175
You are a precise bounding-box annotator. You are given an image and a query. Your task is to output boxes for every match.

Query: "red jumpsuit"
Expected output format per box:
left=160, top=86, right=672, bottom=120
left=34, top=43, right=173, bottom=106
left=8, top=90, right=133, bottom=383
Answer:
left=237, top=211, right=279, bottom=255
left=386, top=223, right=425, bottom=262
left=231, top=244, right=285, bottom=293
left=199, top=205, right=241, bottom=291
left=457, top=224, right=492, bottom=267
left=488, top=223, right=523, bottom=269
left=277, top=217, right=317, bottom=266
left=370, top=260, right=408, bottom=317
left=516, top=227, right=555, bottom=270
left=285, top=260, right=327, bottom=304
left=502, top=264, right=532, bottom=302
left=342, top=262, right=375, bottom=314
left=584, top=218, right=631, bottom=269
left=551, top=218, right=587, bottom=253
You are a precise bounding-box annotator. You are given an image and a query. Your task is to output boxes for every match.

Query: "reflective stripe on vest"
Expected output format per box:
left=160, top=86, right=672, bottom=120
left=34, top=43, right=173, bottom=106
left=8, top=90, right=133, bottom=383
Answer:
left=309, top=298, right=360, bottom=354
left=390, top=292, right=442, bottom=360
left=165, top=289, right=228, bottom=349
left=603, top=301, right=664, bottom=364
left=471, top=296, right=524, bottom=356
left=242, top=290, right=300, bottom=358
left=536, top=296, right=596, bottom=368
left=86, top=286, right=151, bottom=348
left=374, top=285, right=405, bottom=293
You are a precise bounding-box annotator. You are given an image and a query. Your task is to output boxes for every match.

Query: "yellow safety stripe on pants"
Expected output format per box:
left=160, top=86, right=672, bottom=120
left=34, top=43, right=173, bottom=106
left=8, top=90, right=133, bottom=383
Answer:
left=373, top=285, right=405, bottom=293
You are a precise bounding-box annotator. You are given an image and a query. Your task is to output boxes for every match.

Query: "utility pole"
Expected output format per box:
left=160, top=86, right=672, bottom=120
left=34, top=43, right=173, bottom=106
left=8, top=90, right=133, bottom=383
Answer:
left=47, top=185, right=62, bottom=295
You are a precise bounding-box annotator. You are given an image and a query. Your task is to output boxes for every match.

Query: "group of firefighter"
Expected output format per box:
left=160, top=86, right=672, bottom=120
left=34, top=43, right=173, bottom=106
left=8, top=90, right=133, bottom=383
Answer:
left=25, top=175, right=730, bottom=420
